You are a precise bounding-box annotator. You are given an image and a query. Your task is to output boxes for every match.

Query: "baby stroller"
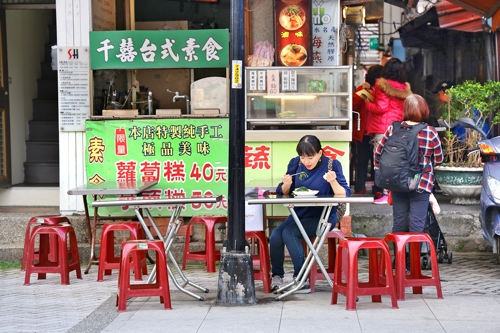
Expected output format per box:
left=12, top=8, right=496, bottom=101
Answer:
left=421, top=203, right=452, bottom=270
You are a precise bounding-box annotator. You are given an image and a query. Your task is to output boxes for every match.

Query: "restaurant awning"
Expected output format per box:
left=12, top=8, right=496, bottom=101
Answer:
left=435, top=1, right=484, bottom=32
left=398, top=1, right=493, bottom=48
left=446, top=0, right=500, bottom=31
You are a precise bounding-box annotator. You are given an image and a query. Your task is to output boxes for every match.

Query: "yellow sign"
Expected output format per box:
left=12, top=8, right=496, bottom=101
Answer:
left=232, top=60, right=242, bottom=89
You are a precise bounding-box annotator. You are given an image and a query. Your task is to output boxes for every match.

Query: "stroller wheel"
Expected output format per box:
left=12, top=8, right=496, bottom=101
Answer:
left=421, top=256, right=430, bottom=270
left=447, top=252, right=453, bottom=264
left=438, top=252, right=444, bottom=263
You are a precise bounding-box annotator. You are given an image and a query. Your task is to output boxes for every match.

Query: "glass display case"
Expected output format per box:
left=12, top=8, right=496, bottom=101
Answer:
left=245, top=66, right=352, bottom=133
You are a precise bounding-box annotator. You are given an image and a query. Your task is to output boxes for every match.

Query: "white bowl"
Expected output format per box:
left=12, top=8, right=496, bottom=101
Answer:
left=292, top=190, right=319, bottom=196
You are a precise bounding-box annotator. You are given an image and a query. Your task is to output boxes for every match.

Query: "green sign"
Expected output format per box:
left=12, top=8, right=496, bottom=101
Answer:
left=85, top=118, right=350, bottom=219
left=89, top=29, right=229, bottom=69
left=369, top=37, right=380, bottom=50
left=85, top=118, right=229, bottom=216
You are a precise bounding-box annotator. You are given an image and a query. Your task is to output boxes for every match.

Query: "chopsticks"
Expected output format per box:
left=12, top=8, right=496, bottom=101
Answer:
left=246, top=172, right=305, bottom=183
left=288, top=172, right=305, bottom=177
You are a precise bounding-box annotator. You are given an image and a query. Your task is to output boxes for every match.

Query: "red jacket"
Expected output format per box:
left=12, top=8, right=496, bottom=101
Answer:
left=365, top=78, right=412, bottom=135
left=352, top=85, right=368, bottom=142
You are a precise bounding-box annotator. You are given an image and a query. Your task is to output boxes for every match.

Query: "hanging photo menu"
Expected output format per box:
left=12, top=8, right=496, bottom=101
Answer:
left=275, top=0, right=311, bottom=67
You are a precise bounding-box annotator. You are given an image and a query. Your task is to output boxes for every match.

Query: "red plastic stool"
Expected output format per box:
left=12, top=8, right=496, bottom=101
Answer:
left=331, top=237, right=398, bottom=310
left=383, top=232, right=443, bottom=301
left=182, top=215, right=227, bottom=272
left=97, top=222, right=148, bottom=282
left=246, top=230, right=271, bottom=293
left=117, top=240, right=171, bottom=312
left=308, top=229, right=345, bottom=292
left=24, top=224, right=82, bottom=285
left=21, top=215, right=71, bottom=271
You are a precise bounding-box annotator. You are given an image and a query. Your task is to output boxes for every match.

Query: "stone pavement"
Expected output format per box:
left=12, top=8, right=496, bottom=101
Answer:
left=2, top=252, right=500, bottom=333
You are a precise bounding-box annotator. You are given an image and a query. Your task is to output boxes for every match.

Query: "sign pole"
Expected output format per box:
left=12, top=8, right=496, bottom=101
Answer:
left=216, top=0, right=256, bottom=304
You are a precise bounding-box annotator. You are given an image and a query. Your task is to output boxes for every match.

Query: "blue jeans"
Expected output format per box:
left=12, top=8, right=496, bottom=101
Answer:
left=392, top=190, right=430, bottom=232
left=270, top=215, right=329, bottom=278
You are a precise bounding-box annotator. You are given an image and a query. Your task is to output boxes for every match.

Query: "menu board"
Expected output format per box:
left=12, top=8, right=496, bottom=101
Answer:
left=58, top=47, right=91, bottom=132
left=275, top=0, right=311, bottom=67
left=85, top=118, right=229, bottom=217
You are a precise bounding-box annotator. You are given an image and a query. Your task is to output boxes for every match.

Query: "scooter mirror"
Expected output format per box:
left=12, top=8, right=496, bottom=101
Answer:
left=457, top=118, right=488, bottom=139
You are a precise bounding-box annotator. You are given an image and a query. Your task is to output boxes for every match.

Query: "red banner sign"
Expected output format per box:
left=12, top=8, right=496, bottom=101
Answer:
left=115, top=128, right=128, bottom=156
left=275, top=0, right=311, bottom=67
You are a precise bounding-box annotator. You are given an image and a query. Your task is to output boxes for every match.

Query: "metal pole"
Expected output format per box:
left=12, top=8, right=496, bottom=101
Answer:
left=216, top=0, right=256, bottom=305
left=227, top=3, right=246, bottom=253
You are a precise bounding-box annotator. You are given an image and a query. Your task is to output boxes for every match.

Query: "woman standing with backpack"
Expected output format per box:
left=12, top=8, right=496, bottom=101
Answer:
left=365, top=58, right=412, bottom=204
left=374, top=94, right=443, bottom=233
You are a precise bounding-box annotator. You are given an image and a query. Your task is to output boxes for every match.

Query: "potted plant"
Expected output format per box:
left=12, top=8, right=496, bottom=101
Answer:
left=434, top=80, right=500, bottom=204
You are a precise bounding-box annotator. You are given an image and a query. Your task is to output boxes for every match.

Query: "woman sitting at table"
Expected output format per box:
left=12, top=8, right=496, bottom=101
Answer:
left=270, top=135, right=351, bottom=293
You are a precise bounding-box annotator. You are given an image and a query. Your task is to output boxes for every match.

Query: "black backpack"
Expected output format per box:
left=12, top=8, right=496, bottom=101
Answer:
left=375, top=121, right=427, bottom=193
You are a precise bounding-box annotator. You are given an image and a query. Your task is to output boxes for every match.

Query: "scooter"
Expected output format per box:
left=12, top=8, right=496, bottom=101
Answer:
left=458, top=118, right=500, bottom=259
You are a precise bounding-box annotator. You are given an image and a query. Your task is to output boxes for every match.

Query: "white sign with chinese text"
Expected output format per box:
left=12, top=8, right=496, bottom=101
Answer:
left=290, top=70, right=297, bottom=91
left=266, top=70, right=280, bottom=95
left=257, top=71, right=266, bottom=91
left=58, top=47, right=91, bottom=132
left=281, top=70, right=289, bottom=91
left=312, top=0, right=340, bottom=66
left=249, top=70, right=257, bottom=91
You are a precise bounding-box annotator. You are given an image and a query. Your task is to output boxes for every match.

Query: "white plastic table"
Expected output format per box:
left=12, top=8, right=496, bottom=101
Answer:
left=247, top=194, right=374, bottom=300
left=92, top=194, right=223, bottom=301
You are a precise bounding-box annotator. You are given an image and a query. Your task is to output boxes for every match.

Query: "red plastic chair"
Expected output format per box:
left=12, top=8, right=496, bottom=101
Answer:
left=182, top=215, right=227, bottom=272
left=21, top=215, right=71, bottom=271
left=331, top=237, right=398, bottom=310
left=97, top=222, right=148, bottom=282
left=246, top=230, right=271, bottom=293
left=383, top=232, right=443, bottom=301
left=24, top=224, right=82, bottom=285
left=117, top=240, right=171, bottom=312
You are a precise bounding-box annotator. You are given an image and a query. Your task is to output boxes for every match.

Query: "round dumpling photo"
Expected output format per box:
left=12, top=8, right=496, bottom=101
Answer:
left=279, top=5, right=306, bottom=31
left=280, top=44, right=307, bottom=67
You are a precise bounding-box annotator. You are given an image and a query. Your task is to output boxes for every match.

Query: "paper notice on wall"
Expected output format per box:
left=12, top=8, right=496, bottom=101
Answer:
left=281, top=70, right=289, bottom=91
left=249, top=70, right=257, bottom=91
left=58, top=47, right=90, bottom=132
left=290, top=70, right=297, bottom=91
left=267, top=70, right=279, bottom=95
left=232, top=60, right=242, bottom=89
left=257, top=71, right=266, bottom=91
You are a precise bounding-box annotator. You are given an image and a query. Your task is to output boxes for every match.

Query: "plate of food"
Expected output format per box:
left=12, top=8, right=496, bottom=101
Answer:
left=280, top=44, right=307, bottom=67
left=293, top=187, right=319, bottom=196
left=279, top=5, right=306, bottom=31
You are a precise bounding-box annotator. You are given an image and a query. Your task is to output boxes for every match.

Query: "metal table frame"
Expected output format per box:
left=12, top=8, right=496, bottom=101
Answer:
left=92, top=195, right=223, bottom=301
left=67, top=181, right=158, bottom=274
left=247, top=195, right=373, bottom=301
